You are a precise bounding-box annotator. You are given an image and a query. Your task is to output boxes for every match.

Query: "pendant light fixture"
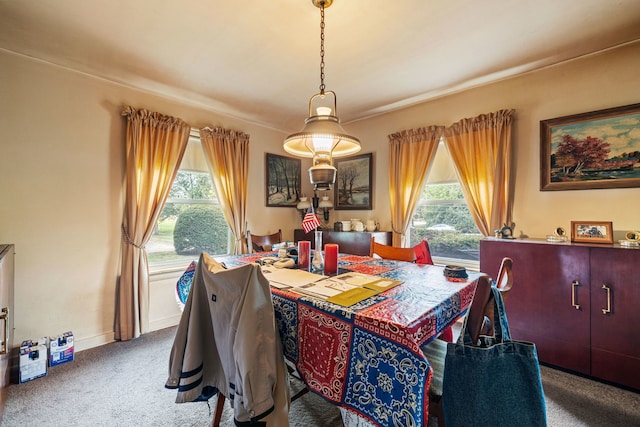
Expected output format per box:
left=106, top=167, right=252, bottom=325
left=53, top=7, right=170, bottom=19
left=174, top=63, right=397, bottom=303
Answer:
left=283, top=0, right=360, bottom=191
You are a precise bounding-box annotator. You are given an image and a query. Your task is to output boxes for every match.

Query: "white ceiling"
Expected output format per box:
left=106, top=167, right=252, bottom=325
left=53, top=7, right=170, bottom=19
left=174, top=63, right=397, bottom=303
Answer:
left=2, top=0, right=640, bottom=132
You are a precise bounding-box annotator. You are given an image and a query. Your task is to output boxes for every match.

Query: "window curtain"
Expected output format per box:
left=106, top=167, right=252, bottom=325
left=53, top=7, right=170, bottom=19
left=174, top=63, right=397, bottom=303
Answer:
left=444, top=109, right=514, bottom=237
left=388, top=126, right=445, bottom=247
left=116, top=107, right=191, bottom=341
left=200, top=127, right=250, bottom=255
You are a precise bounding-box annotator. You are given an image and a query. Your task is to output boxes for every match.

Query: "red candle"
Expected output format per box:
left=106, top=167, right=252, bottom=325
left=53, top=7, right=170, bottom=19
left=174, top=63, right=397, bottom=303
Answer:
left=298, top=241, right=311, bottom=270
left=324, top=243, right=339, bottom=275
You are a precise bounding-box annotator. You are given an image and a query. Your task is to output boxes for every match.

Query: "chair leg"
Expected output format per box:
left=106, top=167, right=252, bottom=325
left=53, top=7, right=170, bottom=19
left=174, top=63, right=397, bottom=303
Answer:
left=211, top=392, right=225, bottom=427
left=291, top=385, right=310, bottom=401
left=286, top=361, right=310, bottom=402
left=429, top=394, right=446, bottom=427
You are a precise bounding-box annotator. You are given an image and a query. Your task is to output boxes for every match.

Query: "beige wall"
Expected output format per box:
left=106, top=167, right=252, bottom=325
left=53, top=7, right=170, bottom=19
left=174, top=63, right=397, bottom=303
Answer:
left=1, top=41, right=639, bottom=351
left=0, top=51, right=295, bottom=349
left=345, top=41, right=640, bottom=240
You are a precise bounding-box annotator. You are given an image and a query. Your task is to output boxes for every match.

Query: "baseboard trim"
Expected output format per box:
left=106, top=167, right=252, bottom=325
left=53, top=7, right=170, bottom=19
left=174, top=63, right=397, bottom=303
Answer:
left=150, top=315, right=181, bottom=332
left=75, top=332, right=115, bottom=352
left=74, top=315, right=180, bottom=353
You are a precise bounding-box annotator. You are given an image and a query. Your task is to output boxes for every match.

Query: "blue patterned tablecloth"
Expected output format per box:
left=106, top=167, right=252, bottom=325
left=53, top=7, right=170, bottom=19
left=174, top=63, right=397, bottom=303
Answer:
left=180, top=252, right=479, bottom=427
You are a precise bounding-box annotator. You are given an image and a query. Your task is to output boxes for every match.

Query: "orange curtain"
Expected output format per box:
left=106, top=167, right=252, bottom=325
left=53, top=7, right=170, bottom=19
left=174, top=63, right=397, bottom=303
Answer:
left=200, top=127, right=250, bottom=255
left=115, top=107, right=190, bottom=341
left=388, top=126, right=445, bottom=247
left=444, top=109, right=514, bottom=236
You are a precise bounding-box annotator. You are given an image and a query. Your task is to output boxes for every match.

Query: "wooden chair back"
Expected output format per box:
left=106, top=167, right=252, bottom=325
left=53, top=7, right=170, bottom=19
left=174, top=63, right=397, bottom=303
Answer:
left=483, top=257, right=513, bottom=336
left=495, top=257, right=513, bottom=298
left=465, top=275, right=494, bottom=344
left=248, top=229, right=282, bottom=252
left=425, top=274, right=494, bottom=427
left=370, top=238, right=417, bottom=263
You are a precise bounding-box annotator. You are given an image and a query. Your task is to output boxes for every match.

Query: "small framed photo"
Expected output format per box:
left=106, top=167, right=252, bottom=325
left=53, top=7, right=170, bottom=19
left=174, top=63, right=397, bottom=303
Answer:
left=265, top=153, right=301, bottom=207
left=570, top=221, right=614, bottom=244
left=334, top=153, right=373, bottom=210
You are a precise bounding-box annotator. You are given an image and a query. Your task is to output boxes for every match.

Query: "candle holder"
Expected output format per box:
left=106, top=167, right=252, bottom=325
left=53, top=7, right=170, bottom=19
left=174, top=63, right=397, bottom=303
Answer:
left=311, top=230, right=324, bottom=273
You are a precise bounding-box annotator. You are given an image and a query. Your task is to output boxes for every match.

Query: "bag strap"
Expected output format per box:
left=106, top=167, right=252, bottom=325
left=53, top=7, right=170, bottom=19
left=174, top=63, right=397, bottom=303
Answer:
left=490, top=286, right=511, bottom=342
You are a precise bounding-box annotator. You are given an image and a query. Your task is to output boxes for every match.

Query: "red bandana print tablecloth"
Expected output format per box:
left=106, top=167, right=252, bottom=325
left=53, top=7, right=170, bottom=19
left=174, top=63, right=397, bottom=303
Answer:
left=215, top=253, right=479, bottom=427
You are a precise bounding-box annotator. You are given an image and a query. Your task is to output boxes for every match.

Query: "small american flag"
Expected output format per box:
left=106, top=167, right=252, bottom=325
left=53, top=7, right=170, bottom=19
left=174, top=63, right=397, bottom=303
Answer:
left=302, top=206, right=321, bottom=233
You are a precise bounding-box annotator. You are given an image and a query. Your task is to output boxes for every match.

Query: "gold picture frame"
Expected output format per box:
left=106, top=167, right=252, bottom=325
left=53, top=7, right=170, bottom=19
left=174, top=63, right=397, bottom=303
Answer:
left=570, top=221, right=613, bottom=244
left=540, top=103, right=640, bottom=191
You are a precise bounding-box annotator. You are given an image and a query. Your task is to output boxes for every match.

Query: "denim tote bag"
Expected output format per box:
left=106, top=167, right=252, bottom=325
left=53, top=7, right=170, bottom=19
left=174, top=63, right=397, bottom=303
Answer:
left=441, top=287, right=547, bottom=427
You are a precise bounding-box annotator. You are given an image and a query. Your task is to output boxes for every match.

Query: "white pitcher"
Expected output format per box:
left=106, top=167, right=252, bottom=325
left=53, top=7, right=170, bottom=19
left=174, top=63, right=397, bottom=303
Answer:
left=366, top=220, right=378, bottom=232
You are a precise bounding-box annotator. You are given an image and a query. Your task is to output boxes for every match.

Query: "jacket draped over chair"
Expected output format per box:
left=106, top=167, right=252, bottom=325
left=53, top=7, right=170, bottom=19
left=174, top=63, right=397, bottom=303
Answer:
left=166, top=253, right=289, bottom=425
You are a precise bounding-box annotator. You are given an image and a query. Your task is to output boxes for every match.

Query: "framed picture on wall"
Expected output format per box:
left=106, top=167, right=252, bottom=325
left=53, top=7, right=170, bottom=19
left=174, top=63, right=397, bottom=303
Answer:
left=265, top=153, right=301, bottom=207
left=334, top=153, right=373, bottom=210
left=540, top=103, right=640, bottom=191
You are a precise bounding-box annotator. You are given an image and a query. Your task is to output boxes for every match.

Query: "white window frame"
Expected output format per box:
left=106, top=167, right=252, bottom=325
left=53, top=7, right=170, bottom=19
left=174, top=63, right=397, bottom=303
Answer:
left=148, top=132, right=231, bottom=274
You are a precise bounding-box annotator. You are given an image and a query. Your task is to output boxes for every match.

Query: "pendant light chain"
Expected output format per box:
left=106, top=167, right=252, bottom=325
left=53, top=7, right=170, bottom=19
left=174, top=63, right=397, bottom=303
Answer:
left=282, top=0, right=360, bottom=167
left=319, top=2, right=326, bottom=94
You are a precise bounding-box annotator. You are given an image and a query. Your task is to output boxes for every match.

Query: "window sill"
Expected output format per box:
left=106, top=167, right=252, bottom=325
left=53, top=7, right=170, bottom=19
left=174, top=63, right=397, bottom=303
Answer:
left=432, top=256, right=480, bottom=272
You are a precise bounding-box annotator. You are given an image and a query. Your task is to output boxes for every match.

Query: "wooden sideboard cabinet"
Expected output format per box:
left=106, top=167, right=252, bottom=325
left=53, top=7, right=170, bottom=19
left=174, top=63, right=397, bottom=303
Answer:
left=480, top=238, right=640, bottom=390
left=293, top=229, right=392, bottom=256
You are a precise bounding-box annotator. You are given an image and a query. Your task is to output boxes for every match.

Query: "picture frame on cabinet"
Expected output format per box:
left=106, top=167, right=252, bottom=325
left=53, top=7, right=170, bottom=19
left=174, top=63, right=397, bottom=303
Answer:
left=540, top=103, right=640, bottom=191
left=334, top=153, right=373, bottom=210
left=266, top=153, right=301, bottom=207
left=570, top=221, right=614, bottom=244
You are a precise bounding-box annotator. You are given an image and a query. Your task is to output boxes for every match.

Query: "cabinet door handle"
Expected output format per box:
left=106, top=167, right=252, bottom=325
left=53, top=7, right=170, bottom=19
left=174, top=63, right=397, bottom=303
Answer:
left=571, top=280, right=581, bottom=310
left=0, top=307, right=8, bottom=355
left=602, top=284, right=612, bottom=315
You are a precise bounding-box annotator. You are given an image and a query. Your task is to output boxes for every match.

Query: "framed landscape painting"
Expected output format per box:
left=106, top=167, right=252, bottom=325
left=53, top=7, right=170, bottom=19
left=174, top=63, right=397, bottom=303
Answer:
left=265, top=153, right=301, bottom=207
left=540, top=103, right=640, bottom=191
left=334, top=153, right=373, bottom=210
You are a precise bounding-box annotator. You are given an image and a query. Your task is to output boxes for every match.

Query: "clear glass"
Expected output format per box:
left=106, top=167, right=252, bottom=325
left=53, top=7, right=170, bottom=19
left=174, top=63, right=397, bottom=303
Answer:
left=409, top=183, right=482, bottom=262
left=312, top=230, right=324, bottom=273
left=148, top=170, right=231, bottom=266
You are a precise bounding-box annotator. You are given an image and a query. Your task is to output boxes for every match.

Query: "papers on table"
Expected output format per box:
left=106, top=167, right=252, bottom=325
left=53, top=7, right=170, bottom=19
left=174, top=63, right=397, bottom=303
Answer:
left=260, top=266, right=326, bottom=289
left=261, top=267, right=402, bottom=306
left=332, top=272, right=402, bottom=292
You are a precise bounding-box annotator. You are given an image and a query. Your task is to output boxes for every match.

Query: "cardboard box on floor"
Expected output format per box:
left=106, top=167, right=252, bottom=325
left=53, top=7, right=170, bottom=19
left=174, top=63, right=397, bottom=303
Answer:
left=19, top=338, right=48, bottom=383
left=49, top=331, right=74, bottom=367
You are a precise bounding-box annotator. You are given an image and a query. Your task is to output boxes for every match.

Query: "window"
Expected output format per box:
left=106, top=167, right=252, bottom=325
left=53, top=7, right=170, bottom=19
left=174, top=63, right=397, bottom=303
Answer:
left=147, top=133, right=231, bottom=268
left=409, top=141, right=482, bottom=266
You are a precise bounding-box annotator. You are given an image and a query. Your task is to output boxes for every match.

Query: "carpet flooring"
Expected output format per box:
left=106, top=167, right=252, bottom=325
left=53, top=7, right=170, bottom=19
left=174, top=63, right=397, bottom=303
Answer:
left=3, top=326, right=639, bottom=426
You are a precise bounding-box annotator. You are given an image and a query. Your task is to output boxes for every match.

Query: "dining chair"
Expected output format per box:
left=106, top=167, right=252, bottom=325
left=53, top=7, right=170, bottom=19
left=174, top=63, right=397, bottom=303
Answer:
left=483, top=257, right=514, bottom=336
left=412, top=239, right=455, bottom=342
left=372, top=238, right=454, bottom=342
left=369, top=238, right=417, bottom=262
left=413, top=239, right=434, bottom=265
left=212, top=366, right=309, bottom=427
left=494, top=257, right=513, bottom=294
left=422, top=274, right=494, bottom=427
left=168, top=252, right=297, bottom=426
left=248, top=229, right=282, bottom=252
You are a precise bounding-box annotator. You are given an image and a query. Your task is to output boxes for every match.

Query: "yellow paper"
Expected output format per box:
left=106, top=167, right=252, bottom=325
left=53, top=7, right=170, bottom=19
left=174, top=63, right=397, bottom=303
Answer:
left=326, top=287, right=379, bottom=307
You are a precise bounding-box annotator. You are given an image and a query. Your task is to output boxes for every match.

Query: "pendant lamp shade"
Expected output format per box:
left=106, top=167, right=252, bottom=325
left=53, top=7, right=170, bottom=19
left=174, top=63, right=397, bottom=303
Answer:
left=283, top=92, right=360, bottom=158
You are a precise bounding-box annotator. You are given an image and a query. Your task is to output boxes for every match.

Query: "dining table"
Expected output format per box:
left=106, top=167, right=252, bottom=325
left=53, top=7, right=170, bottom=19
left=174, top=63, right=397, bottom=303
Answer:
left=194, top=251, right=482, bottom=427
